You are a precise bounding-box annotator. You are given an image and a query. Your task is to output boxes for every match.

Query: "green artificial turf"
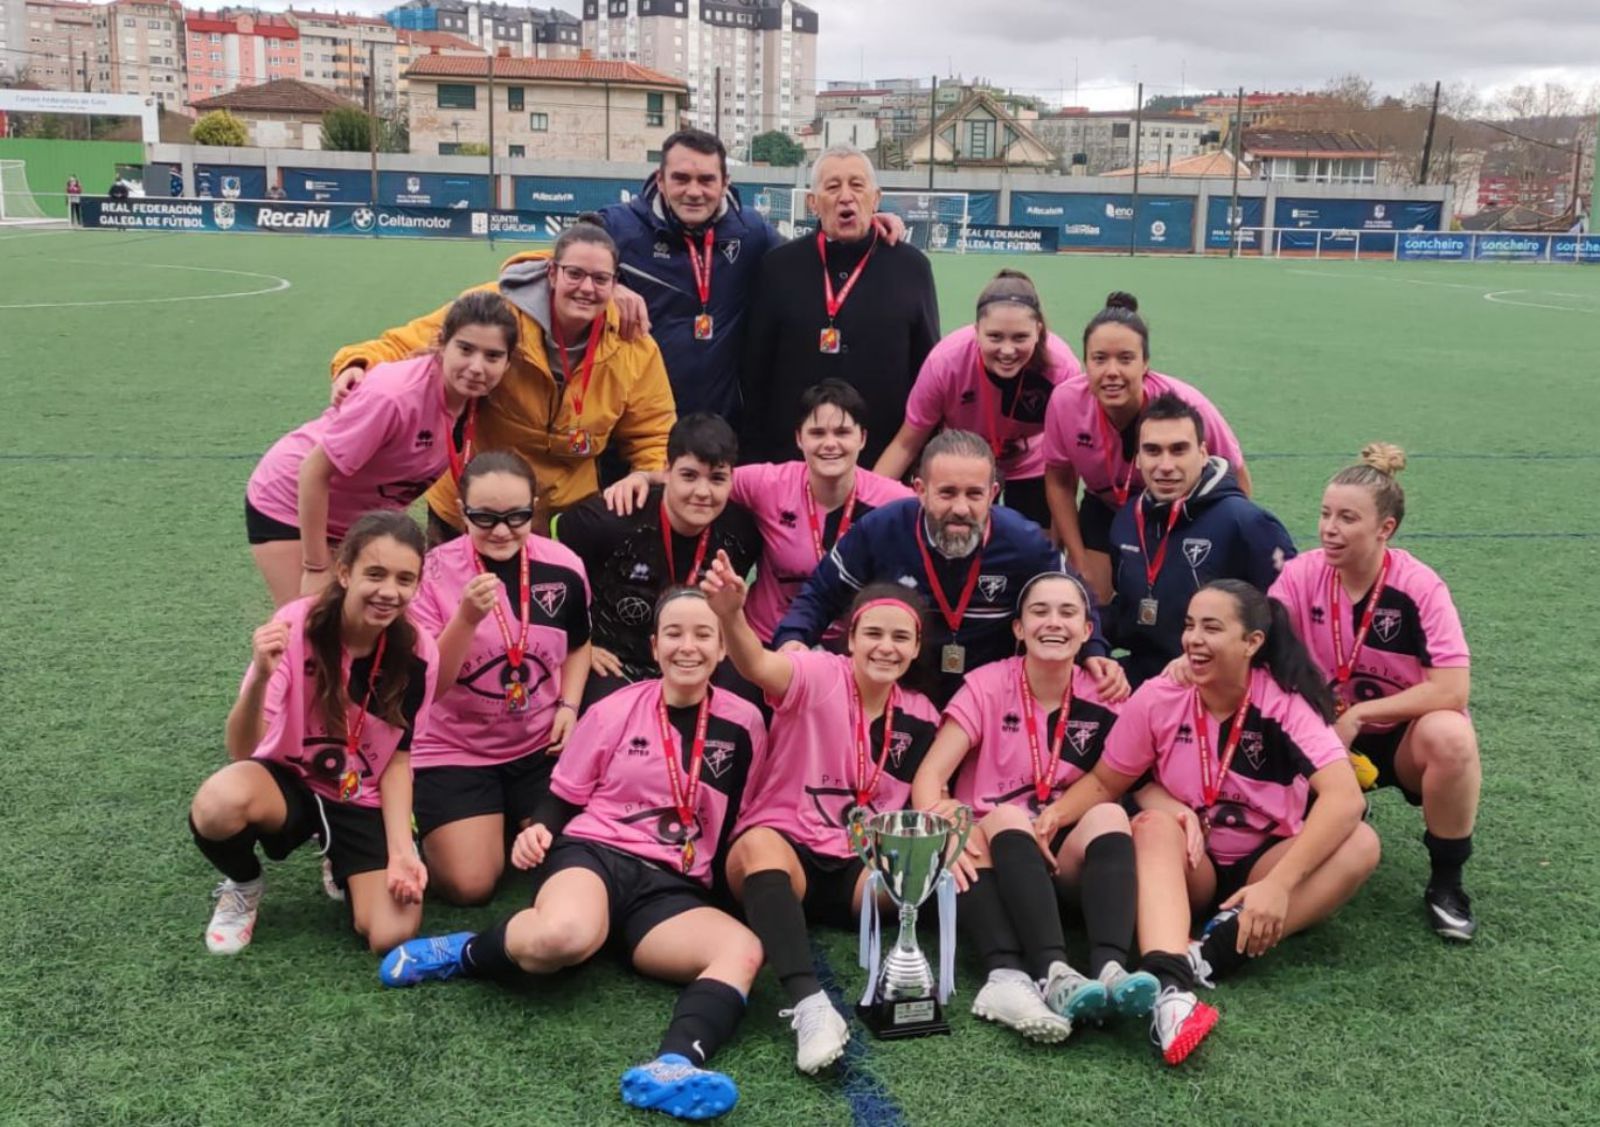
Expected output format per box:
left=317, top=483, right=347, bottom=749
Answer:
left=2, top=228, right=1597, bottom=1125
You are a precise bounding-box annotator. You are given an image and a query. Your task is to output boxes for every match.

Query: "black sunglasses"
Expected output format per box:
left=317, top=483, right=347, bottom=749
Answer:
left=463, top=506, right=535, bottom=530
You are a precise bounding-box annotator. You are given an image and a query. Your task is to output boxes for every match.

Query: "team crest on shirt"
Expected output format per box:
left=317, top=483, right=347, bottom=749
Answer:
left=628, top=736, right=651, bottom=756
left=1371, top=607, right=1402, bottom=643
left=1001, top=712, right=1021, bottom=733
left=1240, top=730, right=1265, bottom=770
left=1182, top=538, right=1213, bottom=567
left=1310, top=605, right=1326, bottom=624
left=978, top=575, right=1007, bottom=600
left=653, top=240, right=671, bottom=259
left=629, top=562, right=653, bottom=581
left=779, top=509, right=799, bottom=528
left=1175, top=723, right=1194, bottom=744
left=720, top=239, right=741, bottom=264
left=703, top=740, right=736, bottom=778
left=1066, top=720, right=1100, bottom=755
left=531, top=582, right=567, bottom=617
left=414, top=429, right=436, bottom=449
left=617, top=596, right=653, bottom=625
left=887, top=730, right=913, bottom=768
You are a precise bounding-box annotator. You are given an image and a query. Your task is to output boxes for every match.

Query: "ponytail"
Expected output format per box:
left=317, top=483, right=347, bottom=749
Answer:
left=1203, top=579, right=1336, bottom=723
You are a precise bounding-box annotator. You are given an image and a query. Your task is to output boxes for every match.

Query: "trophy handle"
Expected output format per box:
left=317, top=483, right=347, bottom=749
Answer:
left=944, top=805, right=973, bottom=869
left=847, top=806, right=874, bottom=868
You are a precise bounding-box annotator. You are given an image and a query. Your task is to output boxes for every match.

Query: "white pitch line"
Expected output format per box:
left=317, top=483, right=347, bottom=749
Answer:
left=1482, top=289, right=1600, bottom=313
left=0, top=260, right=291, bottom=309
left=1284, top=268, right=1487, bottom=290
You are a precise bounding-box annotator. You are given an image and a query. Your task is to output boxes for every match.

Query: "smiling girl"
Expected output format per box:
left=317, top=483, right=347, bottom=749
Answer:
left=246, top=292, right=518, bottom=606
left=189, top=512, right=439, bottom=956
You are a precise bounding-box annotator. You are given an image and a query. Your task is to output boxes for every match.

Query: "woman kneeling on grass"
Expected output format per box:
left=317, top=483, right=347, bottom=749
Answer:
left=700, top=555, right=939, bottom=1075
left=1035, top=579, right=1379, bottom=1065
left=189, top=512, right=438, bottom=955
left=380, top=588, right=767, bottom=1123
left=911, top=573, right=1155, bottom=1045
left=245, top=292, right=517, bottom=606
left=406, top=451, right=592, bottom=905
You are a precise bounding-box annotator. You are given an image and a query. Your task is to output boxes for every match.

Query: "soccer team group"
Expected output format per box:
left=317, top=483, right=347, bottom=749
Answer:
left=189, top=131, right=1483, bottom=1120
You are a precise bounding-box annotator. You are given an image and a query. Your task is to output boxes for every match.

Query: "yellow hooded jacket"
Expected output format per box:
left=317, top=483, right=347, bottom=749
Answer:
left=329, top=250, right=676, bottom=526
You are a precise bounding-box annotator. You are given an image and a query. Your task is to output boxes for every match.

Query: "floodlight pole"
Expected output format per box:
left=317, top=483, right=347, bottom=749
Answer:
left=366, top=43, right=378, bottom=207
left=1128, top=82, right=1142, bottom=257
left=1417, top=79, right=1440, bottom=185
left=1228, top=85, right=1243, bottom=259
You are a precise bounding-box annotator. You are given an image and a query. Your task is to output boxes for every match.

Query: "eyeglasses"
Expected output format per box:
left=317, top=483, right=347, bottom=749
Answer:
left=463, top=506, right=535, bottom=530
left=554, top=263, right=616, bottom=289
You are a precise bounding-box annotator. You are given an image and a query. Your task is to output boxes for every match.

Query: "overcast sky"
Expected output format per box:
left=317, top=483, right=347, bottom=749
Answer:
left=289, top=0, right=1600, bottom=111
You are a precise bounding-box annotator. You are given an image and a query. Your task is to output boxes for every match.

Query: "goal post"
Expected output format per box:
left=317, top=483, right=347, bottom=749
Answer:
left=0, top=160, right=56, bottom=225
left=747, top=185, right=972, bottom=249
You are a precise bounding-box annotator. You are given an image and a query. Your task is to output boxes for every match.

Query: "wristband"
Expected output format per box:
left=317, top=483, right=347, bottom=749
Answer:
left=556, top=700, right=578, bottom=713
left=302, top=561, right=330, bottom=573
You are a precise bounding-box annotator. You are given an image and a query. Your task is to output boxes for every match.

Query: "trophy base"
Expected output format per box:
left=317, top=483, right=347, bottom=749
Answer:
left=857, top=997, right=952, bottom=1040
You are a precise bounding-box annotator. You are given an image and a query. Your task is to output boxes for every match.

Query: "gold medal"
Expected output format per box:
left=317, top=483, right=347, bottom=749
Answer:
left=1137, top=597, right=1159, bottom=626
left=339, top=768, right=360, bottom=801
left=819, top=326, right=841, bottom=354
left=940, top=643, right=966, bottom=674
left=680, top=839, right=696, bottom=874
left=694, top=312, right=714, bottom=340
left=505, top=678, right=530, bottom=714
left=568, top=427, right=592, bottom=456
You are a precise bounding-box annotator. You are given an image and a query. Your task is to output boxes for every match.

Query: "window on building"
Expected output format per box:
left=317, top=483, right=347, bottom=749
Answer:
left=507, top=85, right=524, bottom=110
left=1111, top=122, right=1129, bottom=140
left=529, top=112, right=549, bottom=130
left=122, top=16, right=135, bottom=26
left=646, top=91, right=664, bottom=126
left=209, top=51, right=219, bottom=60
left=210, top=32, right=220, bottom=42
left=966, top=118, right=993, bottom=160
left=437, top=83, right=477, bottom=109
left=508, top=143, right=525, bottom=157
left=439, top=142, right=463, bottom=155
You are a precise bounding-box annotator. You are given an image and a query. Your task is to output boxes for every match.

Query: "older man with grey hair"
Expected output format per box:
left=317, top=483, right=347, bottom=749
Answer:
left=741, top=144, right=941, bottom=466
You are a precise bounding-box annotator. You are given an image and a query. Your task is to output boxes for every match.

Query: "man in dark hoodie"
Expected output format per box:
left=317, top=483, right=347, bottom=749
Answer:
left=1108, top=392, right=1296, bottom=685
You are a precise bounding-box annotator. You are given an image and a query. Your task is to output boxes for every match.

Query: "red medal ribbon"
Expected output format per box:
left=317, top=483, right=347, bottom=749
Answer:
left=440, top=380, right=477, bottom=484
left=341, top=632, right=387, bottom=800
left=474, top=542, right=532, bottom=681
left=977, top=354, right=1022, bottom=461
left=913, top=517, right=990, bottom=635
left=684, top=228, right=715, bottom=311
left=660, top=498, right=711, bottom=586
left=804, top=476, right=857, bottom=562
left=550, top=312, right=604, bottom=423
left=817, top=230, right=876, bottom=323
left=1135, top=493, right=1186, bottom=590
left=1017, top=659, right=1073, bottom=805
left=849, top=677, right=899, bottom=809
left=657, top=687, right=712, bottom=873
left=1328, top=550, right=1391, bottom=702
left=1097, top=405, right=1139, bottom=507
left=1194, top=686, right=1252, bottom=812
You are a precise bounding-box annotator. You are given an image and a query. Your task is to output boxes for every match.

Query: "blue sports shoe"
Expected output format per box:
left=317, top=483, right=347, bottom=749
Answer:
left=379, top=931, right=474, bottom=987
left=1099, top=960, right=1161, bottom=1018
left=620, top=1054, right=739, bottom=1120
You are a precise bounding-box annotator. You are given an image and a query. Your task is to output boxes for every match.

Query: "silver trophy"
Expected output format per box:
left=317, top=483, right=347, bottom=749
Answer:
left=848, top=807, right=972, bottom=1038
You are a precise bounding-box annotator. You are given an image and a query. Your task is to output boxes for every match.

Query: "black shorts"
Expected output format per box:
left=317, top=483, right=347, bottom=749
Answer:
left=413, top=751, right=555, bottom=839
left=1207, top=838, right=1278, bottom=913
left=1078, top=492, right=1117, bottom=554
left=1352, top=723, right=1422, bottom=805
left=776, top=831, right=865, bottom=929
left=256, top=760, right=389, bottom=885
left=533, top=837, right=712, bottom=953
left=1000, top=475, right=1051, bottom=531
left=245, top=498, right=300, bottom=545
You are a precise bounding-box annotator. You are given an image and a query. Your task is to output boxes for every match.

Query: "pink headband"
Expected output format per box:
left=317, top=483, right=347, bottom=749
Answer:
left=850, top=598, right=922, bottom=639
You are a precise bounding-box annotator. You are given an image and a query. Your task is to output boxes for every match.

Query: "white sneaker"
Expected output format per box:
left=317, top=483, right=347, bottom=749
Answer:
left=1098, top=960, right=1161, bottom=1018
left=1185, top=940, right=1216, bottom=990
left=971, top=969, right=1073, bottom=1043
left=780, top=991, right=849, bottom=1074
left=1042, top=960, right=1109, bottom=1022
left=205, top=877, right=264, bottom=955
left=321, top=858, right=345, bottom=902
left=1150, top=986, right=1218, bottom=1065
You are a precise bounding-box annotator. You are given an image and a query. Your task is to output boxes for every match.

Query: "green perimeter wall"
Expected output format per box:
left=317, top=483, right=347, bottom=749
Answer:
left=0, top=139, right=146, bottom=217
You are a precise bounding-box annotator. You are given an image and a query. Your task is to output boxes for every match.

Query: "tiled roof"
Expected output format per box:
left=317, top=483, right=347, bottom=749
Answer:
left=404, top=54, right=686, bottom=89
left=395, top=29, right=483, bottom=52
left=1104, top=150, right=1247, bottom=178
left=191, top=77, right=363, bottom=114
left=1243, top=128, right=1383, bottom=156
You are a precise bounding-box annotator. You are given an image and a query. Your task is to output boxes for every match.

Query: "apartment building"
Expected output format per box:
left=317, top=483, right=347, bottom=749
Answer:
left=184, top=9, right=300, bottom=109
left=1032, top=109, right=1209, bottom=175
left=16, top=0, right=94, bottom=89
left=579, top=0, right=816, bottom=158
left=288, top=9, right=399, bottom=111
left=387, top=1, right=581, bottom=60
left=91, top=0, right=181, bottom=105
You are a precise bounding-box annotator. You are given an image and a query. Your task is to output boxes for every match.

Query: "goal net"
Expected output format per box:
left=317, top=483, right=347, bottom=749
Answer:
left=0, top=161, right=57, bottom=225
left=749, top=187, right=971, bottom=250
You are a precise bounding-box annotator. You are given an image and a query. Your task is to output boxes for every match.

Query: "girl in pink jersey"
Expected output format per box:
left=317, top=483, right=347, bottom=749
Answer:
left=245, top=292, right=518, bottom=606
left=875, top=270, right=1082, bottom=529
left=407, top=452, right=593, bottom=905
left=912, top=573, right=1156, bottom=1044
left=700, top=554, right=939, bottom=1075
left=189, top=512, right=439, bottom=957
left=1040, top=580, right=1378, bottom=1065
left=380, top=589, right=767, bottom=1123
left=1270, top=444, right=1480, bottom=941
left=1041, top=292, right=1250, bottom=603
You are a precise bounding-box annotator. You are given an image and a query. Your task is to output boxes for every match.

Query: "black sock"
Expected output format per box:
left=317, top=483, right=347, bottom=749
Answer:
left=989, top=828, right=1069, bottom=979
left=189, top=816, right=262, bottom=883
left=1139, top=950, right=1195, bottom=993
left=740, top=869, right=821, bottom=1004
left=1424, top=831, right=1472, bottom=891
left=1079, top=832, right=1137, bottom=976
left=1197, top=912, right=1249, bottom=981
left=460, top=918, right=519, bottom=979
left=658, top=977, right=747, bottom=1065
left=958, top=870, right=1025, bottom=973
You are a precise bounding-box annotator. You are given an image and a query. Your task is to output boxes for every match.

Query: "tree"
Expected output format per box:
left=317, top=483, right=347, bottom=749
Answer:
left=455, top=142, right=490, bottom=156
left=191, top=110, right=248, bottom=147
left=750, top=130, right=805, bottom=166
left=320, top=106, right=372, bottom=152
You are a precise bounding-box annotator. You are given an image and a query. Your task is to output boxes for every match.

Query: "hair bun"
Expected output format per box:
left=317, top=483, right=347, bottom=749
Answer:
left=1104, top=291, right=1138, bottom=312
left=995, top=267, right=1028, bottom=280
left=1359, top=442, right=1407, bottom=476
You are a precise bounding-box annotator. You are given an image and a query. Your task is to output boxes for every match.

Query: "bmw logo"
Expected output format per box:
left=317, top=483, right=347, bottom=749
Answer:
left=352, top=208, right=376, bottom=231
